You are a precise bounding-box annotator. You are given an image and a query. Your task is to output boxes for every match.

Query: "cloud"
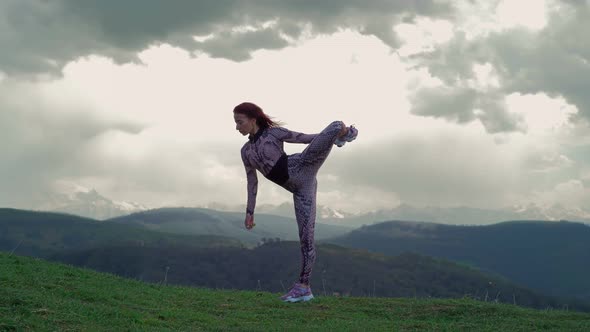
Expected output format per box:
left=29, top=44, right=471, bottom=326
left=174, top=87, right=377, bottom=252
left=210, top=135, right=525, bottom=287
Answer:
left=0, top=76, right=257, bottom=210
left=195, top=27, right=290, bottom=61
left=0, top=0, right=453, bottom=75
left=408, top=1, right=590, bottom=129
left=317, top=125, right=527, bottom=208
left=410, top=85, right=478, bottom=123
left=408, top=82, right=526, bottom=133
left=531, top=179, right=590, bottom=209
left=3, top=0, right=588, bottom=215
left=0, top=80, right=144, bottom=208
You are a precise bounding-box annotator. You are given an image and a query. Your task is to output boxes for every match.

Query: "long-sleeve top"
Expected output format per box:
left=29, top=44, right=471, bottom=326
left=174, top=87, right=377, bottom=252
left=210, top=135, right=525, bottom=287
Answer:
left=240, top=126, right=318, bottom=215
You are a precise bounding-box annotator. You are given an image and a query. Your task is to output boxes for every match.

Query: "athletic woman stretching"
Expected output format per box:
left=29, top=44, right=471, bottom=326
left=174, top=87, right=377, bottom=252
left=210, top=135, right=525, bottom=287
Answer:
left=233, top=102, right=358, bottom=303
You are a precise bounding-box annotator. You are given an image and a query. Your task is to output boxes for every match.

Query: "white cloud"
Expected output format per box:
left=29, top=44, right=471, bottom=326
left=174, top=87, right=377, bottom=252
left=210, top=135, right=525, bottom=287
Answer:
left=495, top=0, right=548, bottom=30
left=506, top=93, right=578, bottom=134
left=531, top=179, right=590, bottom=209
left=471, top=63, right=500, bottom=89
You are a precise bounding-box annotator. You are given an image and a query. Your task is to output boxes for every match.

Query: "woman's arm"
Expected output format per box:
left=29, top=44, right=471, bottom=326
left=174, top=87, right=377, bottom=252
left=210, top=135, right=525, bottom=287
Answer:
left=244, top=164, right=257, bottom=230
left=245, top=164, right=258, bottom=216
left=270, top=127, right=318, bottom=144
left=241, top=149, right=258, bottom=216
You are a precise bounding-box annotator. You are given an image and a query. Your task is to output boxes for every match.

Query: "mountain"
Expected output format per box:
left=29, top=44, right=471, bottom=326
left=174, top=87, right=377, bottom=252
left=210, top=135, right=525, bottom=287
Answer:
left=206, top=202, right=590, bottom=227
left=0, top=208, right=241, bottom=257
left=319, top=203, right=590, bottom=227
left=325, top=219, right=590, bottom=301
left=35, top=184, right=147, bottom=220
left=510, top=203, right=590, bottom=222
left=48, top=241, right=590, bottom=312
left=107, top=207, right=353, bottom=245
left=351, top=204, right=521, bottom=226
left=202, top=201, right=354, bottom=220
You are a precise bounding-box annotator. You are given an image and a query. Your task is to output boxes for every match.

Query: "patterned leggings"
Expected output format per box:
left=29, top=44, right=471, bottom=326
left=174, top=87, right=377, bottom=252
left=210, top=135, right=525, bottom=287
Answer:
left=282, top=121, right=344, bottom=285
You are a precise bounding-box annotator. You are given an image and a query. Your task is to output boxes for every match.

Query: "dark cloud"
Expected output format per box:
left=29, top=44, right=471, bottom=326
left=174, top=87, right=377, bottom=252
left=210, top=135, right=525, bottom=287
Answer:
left=409, top=85, right=525, bottom=133
left=196, top=28, right=290, bottom=61
left=475, top=92, right=525, bottom=133
left=409, top=1, right=590, bottom=131
left=0, top=0, right=453, bottom=75
left=410, top=85, right=478, bottom=123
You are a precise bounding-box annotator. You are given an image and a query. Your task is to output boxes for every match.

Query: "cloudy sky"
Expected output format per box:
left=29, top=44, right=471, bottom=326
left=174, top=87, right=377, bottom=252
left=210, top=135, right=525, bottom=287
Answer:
left=2, top=0, right=590, bottom=214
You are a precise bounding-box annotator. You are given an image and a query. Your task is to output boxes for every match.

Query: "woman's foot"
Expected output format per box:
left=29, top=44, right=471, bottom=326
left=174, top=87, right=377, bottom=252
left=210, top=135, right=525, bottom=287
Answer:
left=280, top=283, right=314, bottom=302
left=244, top=213, right=255, bottom=230
left=335, top=125, right=358, bottom=147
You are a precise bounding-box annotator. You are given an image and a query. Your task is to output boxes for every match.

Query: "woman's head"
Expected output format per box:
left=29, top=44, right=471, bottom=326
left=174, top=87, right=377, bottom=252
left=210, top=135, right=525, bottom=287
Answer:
left=233, top=102, right=278, bottom=136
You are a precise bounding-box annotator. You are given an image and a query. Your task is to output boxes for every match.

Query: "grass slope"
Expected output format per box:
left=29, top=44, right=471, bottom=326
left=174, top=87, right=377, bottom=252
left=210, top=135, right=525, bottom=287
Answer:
left=50, top=241, right=575, bottom=311
left=2, top=253, right=589, bottom=331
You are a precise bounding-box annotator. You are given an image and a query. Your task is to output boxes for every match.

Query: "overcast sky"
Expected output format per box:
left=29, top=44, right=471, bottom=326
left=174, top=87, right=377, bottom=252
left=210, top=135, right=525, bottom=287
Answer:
left=2, top=0, right=590, bottom=213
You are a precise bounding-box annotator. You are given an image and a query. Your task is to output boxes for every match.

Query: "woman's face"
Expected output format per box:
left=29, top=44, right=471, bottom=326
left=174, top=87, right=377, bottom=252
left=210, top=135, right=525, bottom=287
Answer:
left=234, top=113, right=257, bottom=136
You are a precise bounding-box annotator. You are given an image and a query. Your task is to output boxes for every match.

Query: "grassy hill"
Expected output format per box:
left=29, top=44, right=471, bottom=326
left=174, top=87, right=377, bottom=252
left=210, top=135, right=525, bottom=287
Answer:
left=2, top=252, right=590, bottom=331
left=50, top=241, right=587, bottom=312
left=326, top=220, right=590, bottom=301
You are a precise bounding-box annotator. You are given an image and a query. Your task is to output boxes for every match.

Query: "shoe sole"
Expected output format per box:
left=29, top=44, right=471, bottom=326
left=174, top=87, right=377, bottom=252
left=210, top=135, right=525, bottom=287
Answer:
left=282, top=294, right=314, bottom=303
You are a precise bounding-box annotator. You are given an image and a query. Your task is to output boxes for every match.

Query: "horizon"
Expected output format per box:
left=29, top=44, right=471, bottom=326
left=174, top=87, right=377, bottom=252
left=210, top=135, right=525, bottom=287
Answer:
left=6, top=187, right=590, bottom=225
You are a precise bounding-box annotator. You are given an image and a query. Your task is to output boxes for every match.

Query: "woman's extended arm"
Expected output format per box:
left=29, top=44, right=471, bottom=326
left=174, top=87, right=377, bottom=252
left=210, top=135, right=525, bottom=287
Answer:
left=245, top=164, right=258, bottom=216
left=244, top=165, right=257, bottom=230
left=241, top=149, right=258, bottom=230
left=270, top=127, right=318, bottom=144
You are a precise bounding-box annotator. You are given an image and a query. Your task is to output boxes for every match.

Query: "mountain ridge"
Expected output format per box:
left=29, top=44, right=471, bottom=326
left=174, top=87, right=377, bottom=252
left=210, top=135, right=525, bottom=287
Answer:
left=28, top=183, right=590, bottom=225
left=326, top=219, right=590, bottom=301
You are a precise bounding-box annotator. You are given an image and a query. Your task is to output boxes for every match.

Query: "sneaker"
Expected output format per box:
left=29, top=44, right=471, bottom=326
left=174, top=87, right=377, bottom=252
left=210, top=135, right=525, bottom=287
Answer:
left=280, top=283, right=314, bottom=303
left=334, top=125, right=358, bottom=148
left=343, top=125, right=358, bottom=142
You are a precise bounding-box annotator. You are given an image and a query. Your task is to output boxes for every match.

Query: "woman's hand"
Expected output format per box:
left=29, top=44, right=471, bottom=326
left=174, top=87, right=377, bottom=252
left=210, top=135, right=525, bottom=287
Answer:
left=245, top=213, right=255, bottom=230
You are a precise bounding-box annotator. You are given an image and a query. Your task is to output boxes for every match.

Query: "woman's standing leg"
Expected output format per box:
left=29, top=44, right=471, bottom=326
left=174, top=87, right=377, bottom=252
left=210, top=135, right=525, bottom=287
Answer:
left=292, top=178, right=317, bottom=285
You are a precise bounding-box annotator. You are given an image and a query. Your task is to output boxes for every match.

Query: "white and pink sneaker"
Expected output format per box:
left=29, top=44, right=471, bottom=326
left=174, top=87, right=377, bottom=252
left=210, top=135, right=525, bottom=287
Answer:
left=335, top=125, right=358, bottom=147
left=280, top=283, right=314, bottom=302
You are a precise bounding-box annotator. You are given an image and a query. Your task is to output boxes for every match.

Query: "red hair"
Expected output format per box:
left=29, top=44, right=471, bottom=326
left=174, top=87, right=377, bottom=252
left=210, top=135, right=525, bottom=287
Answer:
left=233, top=102, right=281, bottom=129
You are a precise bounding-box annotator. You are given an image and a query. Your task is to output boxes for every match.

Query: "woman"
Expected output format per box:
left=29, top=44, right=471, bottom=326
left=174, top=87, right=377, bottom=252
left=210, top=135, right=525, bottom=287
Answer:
left=234, top=102, right=358, bottom=303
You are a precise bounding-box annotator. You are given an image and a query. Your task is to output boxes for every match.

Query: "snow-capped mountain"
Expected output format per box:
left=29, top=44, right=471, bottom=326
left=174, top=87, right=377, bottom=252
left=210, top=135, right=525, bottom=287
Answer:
left=36, top=183, right=147, bottom=220
left=203, top=201, right=590, bottom=226
left=202, top=201, right=353, bottom=220
left=349, top=204, right=520, bottom=225
left=510, top=203, right=590, bottom=223
left=318, top=205, right=355, bottom=219
left=318, top=203, right=590, bottom=227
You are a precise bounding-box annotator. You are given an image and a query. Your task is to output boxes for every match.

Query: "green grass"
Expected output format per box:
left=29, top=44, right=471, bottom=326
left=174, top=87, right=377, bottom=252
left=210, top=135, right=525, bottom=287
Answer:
left=1, top=252, right=589, bottom=331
